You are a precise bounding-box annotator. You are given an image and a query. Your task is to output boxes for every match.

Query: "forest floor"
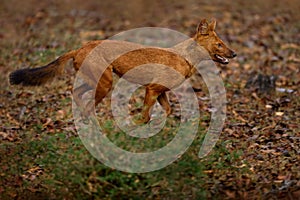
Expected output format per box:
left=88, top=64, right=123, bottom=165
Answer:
left=0, top=0, right=299, bottom=199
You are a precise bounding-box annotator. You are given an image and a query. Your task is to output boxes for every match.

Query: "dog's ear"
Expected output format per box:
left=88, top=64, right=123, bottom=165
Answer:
left=197, top=19, right=209, bottom=35
left=209, top=18, right=216, bottom=31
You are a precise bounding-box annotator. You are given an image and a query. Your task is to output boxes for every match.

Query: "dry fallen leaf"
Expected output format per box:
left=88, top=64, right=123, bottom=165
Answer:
left=275, top=112, right=284, bottom=116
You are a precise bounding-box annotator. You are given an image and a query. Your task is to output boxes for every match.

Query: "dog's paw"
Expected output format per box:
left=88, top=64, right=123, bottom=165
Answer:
left=133, top=116, right=150, bottom=125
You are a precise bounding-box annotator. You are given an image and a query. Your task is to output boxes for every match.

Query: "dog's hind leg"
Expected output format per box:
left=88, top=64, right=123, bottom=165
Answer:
left=94, top=67, right=113, bottom=108
left=157, top=92, right=172, bottom=116
left=74, top=67, right=113, bottom=116
left=73, top=82, right=93, bottom=111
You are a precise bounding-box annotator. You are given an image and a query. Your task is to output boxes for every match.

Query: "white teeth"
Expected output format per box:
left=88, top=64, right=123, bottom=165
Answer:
left=216, top=55, right=229, bottom=64
left=216, top=55, right=222, bottom=59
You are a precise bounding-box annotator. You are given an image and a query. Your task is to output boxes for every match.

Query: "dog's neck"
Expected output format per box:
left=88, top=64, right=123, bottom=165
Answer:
left=172, top=38, right=211, bottom=66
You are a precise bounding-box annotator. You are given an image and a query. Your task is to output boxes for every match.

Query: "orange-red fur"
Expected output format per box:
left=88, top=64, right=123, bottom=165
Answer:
left=9, top=19, right=236, bottom=123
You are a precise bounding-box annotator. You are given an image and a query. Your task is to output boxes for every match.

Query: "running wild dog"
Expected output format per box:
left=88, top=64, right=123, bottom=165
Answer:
left=9, top=19, right=236, bottom=123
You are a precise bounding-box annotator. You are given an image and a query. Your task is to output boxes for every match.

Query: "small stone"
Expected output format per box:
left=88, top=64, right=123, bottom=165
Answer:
left=282, top=150, right=290, bottom=157
left=256, top=154, right=264, bottom=160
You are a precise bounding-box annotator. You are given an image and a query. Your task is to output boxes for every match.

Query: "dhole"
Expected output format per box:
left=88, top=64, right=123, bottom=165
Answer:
left=9, top=19, right=236, bottom=123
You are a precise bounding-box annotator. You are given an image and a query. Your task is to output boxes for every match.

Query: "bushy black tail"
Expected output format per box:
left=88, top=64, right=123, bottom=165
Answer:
left=9, top=50, right=76, bottom=86
left=9, top=60, right=59, bottom=86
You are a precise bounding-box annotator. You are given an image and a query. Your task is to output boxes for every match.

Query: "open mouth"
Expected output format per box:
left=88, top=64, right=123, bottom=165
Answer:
left=214, top=54, right=229, bottom=64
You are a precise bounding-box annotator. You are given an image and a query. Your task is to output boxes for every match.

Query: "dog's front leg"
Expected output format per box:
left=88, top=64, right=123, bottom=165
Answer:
left=138, top=88, right=161, bottom=124
left=157, top=92, right=172, bottom=116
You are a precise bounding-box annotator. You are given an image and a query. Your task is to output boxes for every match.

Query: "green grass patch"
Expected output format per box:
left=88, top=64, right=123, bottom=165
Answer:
left=0, top=119, right=248, bottom=199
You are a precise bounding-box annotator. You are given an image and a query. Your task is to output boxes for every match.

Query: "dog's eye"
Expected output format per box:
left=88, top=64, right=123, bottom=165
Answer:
left=217, top=43, right=222, bottom=48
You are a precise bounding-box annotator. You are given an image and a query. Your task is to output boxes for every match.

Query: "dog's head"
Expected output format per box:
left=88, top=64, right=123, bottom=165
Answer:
left=194, top=19, right=236, bottom=64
